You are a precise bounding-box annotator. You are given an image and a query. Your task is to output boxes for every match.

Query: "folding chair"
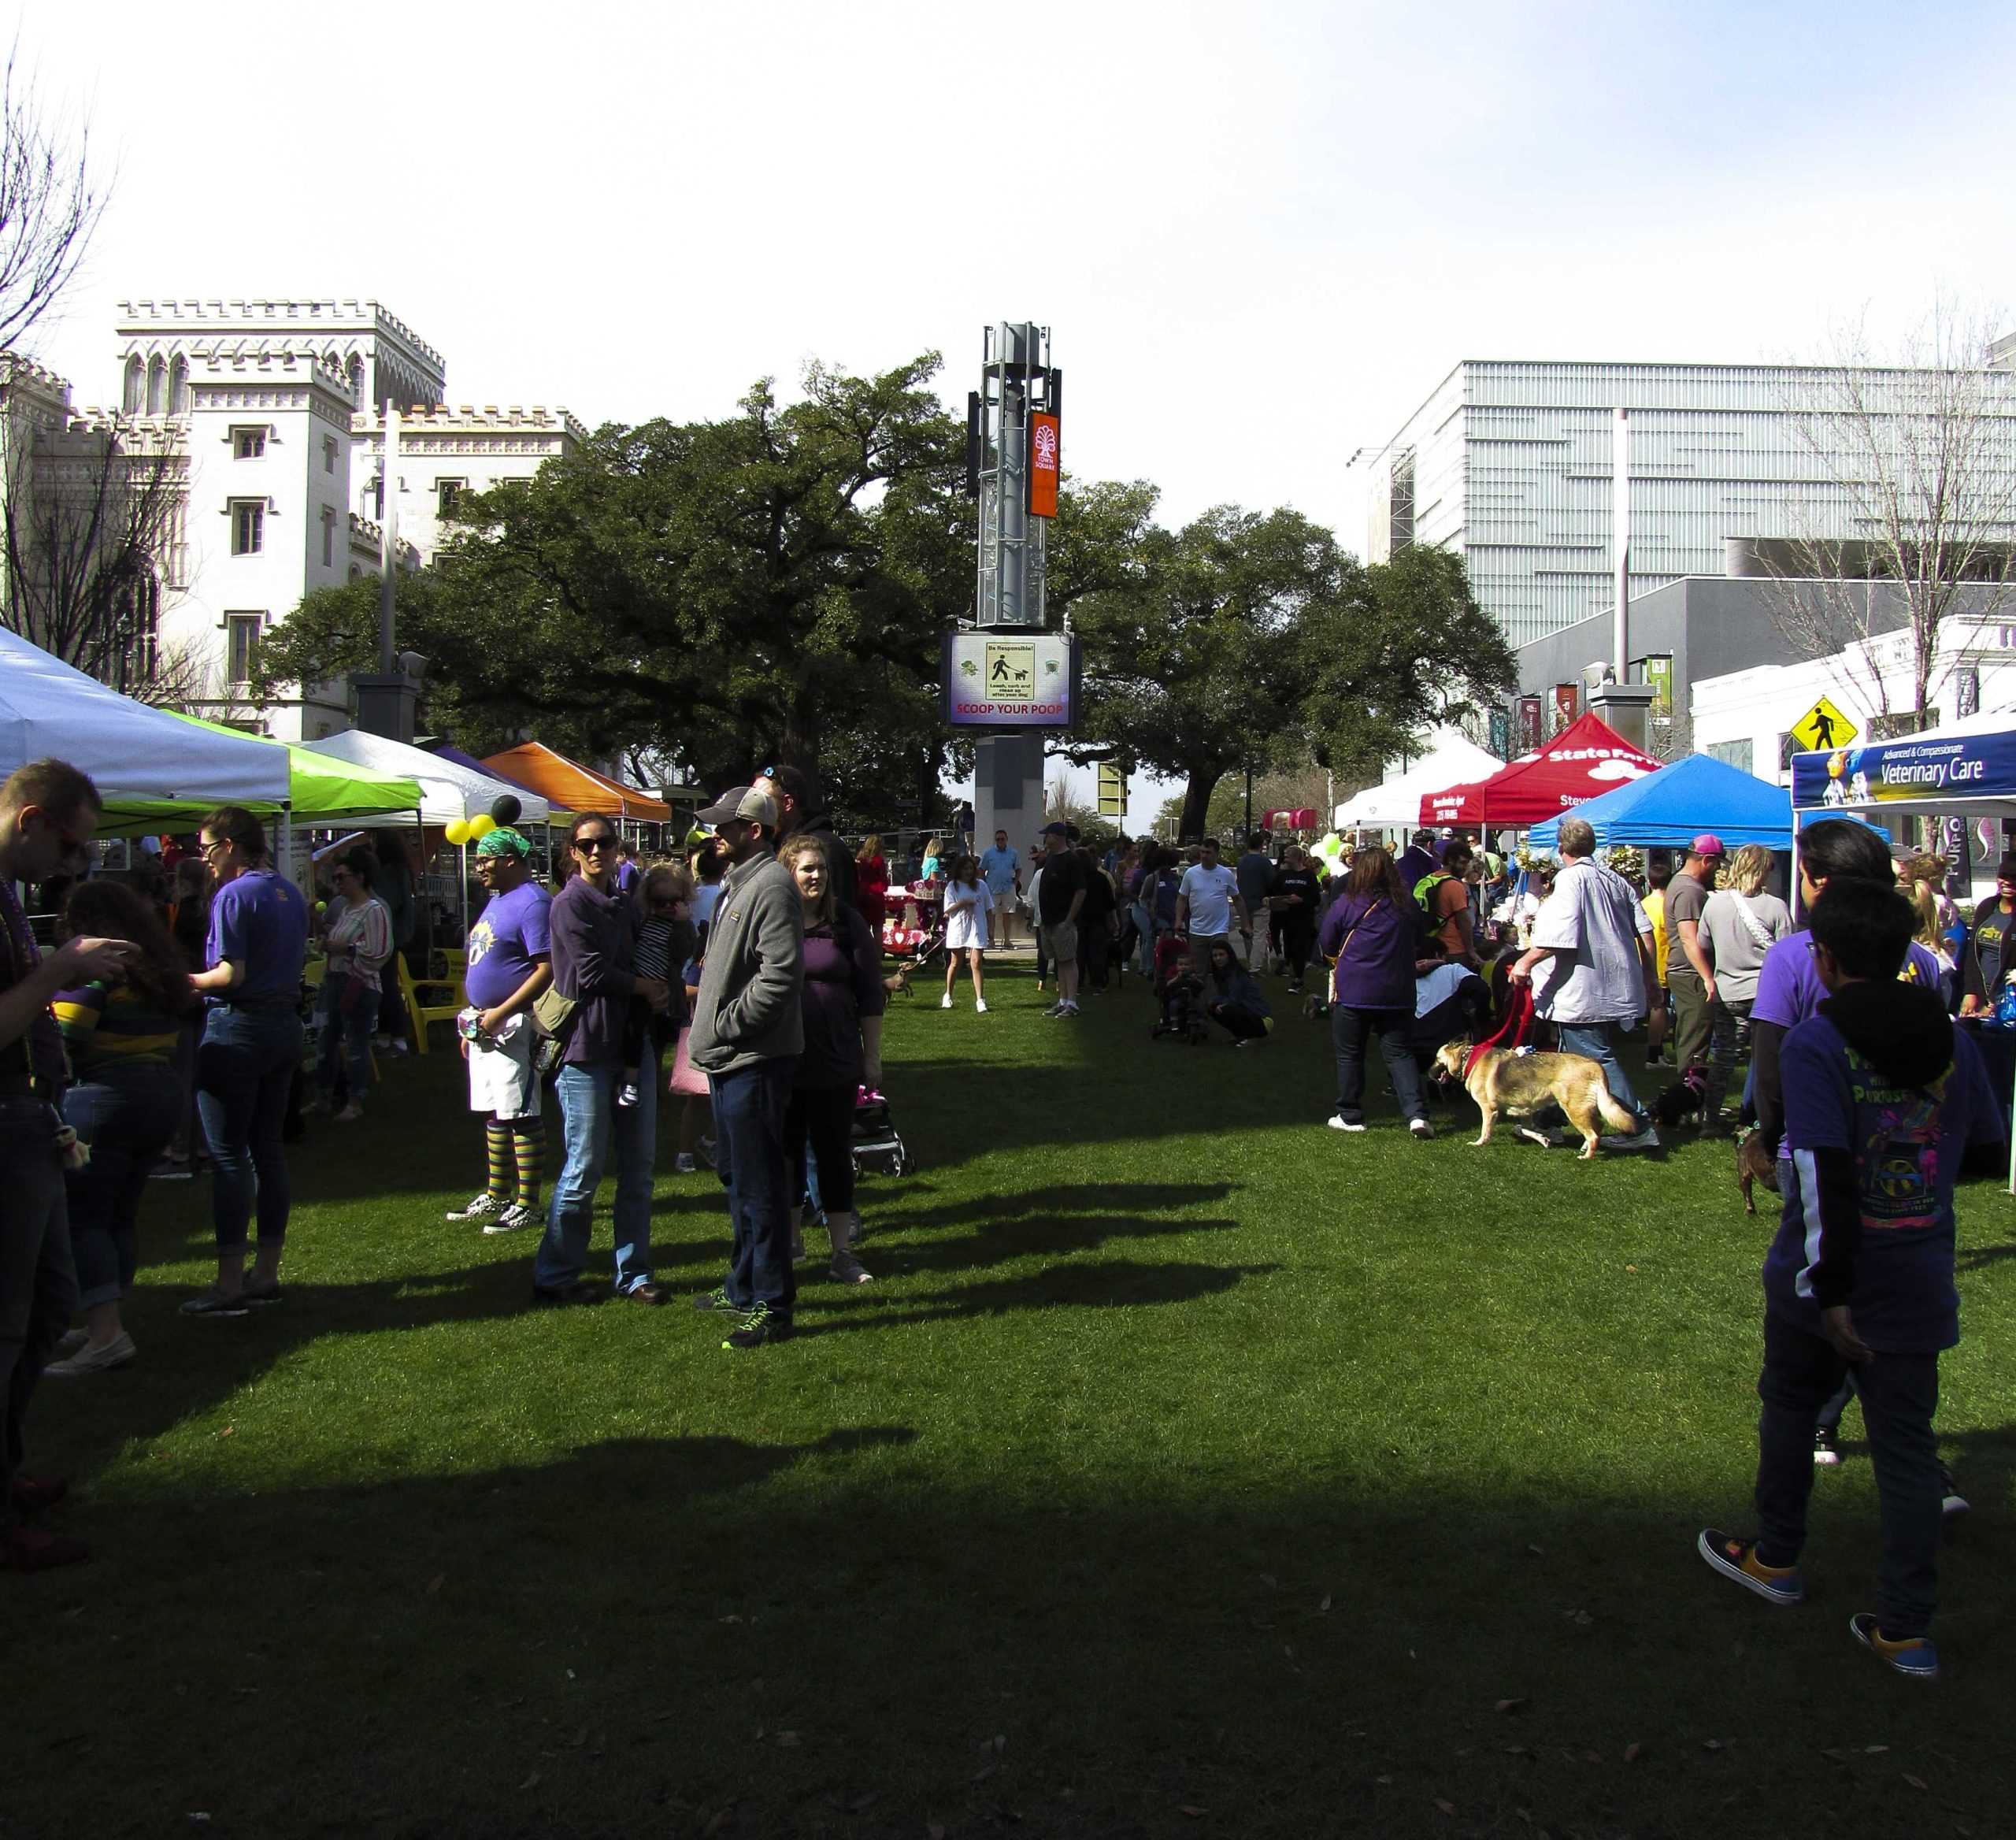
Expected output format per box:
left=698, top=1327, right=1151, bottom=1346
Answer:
left=398, top=952, right=464, bottom=1056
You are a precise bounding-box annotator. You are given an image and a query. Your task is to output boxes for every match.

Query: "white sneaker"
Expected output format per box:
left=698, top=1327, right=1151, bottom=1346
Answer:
left=45, top=1331, right=136, bottom=1377
left=941, top=993, right=954, bottom=1009
left=1599, top=1126, right=1661, bottom=1152
left=975, top=999, right=988, bottom=1013
left=484, top=1202, right=537, bottom=1235
left=1327, top=1115, right=1367, bottom=1133
left=447, top=1192, right=503, bottom=1222
left=334, top=1101, right=365, bottom=1124
left=673, top=1153, right=697, bottom=1174
left=829, top=1249, right=873, bottom=1285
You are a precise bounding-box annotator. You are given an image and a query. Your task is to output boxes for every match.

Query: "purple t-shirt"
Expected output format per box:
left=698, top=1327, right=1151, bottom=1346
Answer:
left=796, top=909, right=887, bottom=1088
left=465, top=881, right=552, bottom=1011
left=206, top=867, right=309, bottom=1004
left=1752, top=929, right=1943, bottom=1033
left=1764, top=1015, right=1996, bottom=1352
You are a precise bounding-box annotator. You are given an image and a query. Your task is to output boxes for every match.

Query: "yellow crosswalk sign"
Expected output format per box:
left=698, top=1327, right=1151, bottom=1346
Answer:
left=1789, top=696, right=1856, bottom=754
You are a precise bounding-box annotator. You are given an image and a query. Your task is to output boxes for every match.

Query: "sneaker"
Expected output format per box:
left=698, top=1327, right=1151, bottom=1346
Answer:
left=1696, top=1529, right=1805, bottom=1605
left=1043, top=1002, right=1067, bottom=1017
left=691, top=1285, right=751, bottom=1315
left=53, top=1327, right=88, bottom=1359
left=447, top=1192, right=504, bottom=1222
left=1288, top=981, right=1303, bottom=995
left=617, top=1081, right=639, bottom=1108
left=239, top=1278, right=284, bottom=1307
left=1599, top=1126, right=1661, bottom=1152
left=44, top=1332, right=136, bottom=1378
left=1409, top=1117, right=1436, bottom=1141
left=1814, top=1424, right=1842, bottom=1467
left=975, top=999, right=988, bottom=1013
left=484, top=1202, right=537, bottom=1235
left=724, top=1303, right=795, bottom=1350
left=382, top=1039, right=411, bottom=1059
left=1940, top=1466, right=1970, bottom=1519
left=180, top=1288, right=250, bottom=1319
left=333, top=1102, right=365, bottom=1125
left=1849, top=1612, right=1939, bottom=1680
left=941, top=993, right=954, bottom=1010
left=149, top=1162, right=194, bottom=1182
left=829, top=1249, right=873, bottom=1285
left=1327, top=1115, right=1367, bottom=1133
left=0, top=1524, right=90, bottom=1571
left=300, top=1095, right=330, bottom=1117
left=1057, top=1002, right=1080, bottom=1018
left=673, top=1153, right=697, bottom=1174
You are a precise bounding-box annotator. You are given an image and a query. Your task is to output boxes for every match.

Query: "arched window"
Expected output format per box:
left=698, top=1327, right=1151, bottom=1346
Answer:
left=146, top=355, right=165, bottom=415
left=169, top=356, right=190, bottom=414
left=347, top=354, right=365, bottom=403
left=123, top=355, right=143, bottom=415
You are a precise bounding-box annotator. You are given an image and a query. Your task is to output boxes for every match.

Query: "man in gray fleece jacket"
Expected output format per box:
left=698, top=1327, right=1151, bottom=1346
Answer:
left=689, top=787, right=805, bottom=1348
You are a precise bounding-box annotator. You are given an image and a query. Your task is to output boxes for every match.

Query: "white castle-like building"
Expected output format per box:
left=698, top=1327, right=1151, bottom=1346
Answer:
left=0, top=299, right=584, bottom=740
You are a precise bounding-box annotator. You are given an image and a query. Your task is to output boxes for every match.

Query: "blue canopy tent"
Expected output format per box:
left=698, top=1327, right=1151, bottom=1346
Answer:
left=1529, top=752, right=1796, bottom=852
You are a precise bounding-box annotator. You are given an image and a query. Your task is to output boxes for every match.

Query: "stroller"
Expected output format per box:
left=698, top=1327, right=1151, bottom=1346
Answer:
left=1148, top=932, right=1210, bottom=1044
left=850, top=1084, right=912, bottom=1178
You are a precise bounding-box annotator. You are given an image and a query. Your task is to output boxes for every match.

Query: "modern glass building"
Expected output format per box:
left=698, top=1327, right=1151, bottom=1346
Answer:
left=1362, top=357, right=2016, bottom=650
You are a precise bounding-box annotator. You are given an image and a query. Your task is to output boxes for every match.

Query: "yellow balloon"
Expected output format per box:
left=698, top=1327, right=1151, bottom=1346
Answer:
left=468, top=813, right=496, bottom=838
left=443, top=818, right=471, bottom=846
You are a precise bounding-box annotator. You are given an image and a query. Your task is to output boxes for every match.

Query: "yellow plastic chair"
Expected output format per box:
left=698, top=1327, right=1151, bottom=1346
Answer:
left=399, top=953, right=464, bottom=1055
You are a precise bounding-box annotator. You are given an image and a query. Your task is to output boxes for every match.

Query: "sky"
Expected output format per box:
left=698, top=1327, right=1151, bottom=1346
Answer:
left=16, top=0, right=2016, bottom=821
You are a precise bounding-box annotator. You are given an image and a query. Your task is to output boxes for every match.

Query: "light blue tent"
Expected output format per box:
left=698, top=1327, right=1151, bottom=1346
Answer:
left=1528, top=752, right=1794, bottom=851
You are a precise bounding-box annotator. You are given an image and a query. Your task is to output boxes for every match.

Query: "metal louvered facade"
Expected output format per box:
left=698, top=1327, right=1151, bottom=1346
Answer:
left=1362, top=358, right=2016, bottom=650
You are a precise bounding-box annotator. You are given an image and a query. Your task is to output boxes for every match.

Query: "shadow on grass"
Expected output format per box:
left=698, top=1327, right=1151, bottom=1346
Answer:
left=9, top=1441, right=2014, bottom=1840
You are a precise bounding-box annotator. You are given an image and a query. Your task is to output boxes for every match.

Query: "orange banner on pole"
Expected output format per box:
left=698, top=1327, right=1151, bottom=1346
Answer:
left=1028, top=412, right=1060, bottom=518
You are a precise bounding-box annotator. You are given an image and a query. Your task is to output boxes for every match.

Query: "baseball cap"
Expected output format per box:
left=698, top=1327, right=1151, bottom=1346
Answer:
left=1691, top=833, right=1726, bottom=857
left=698, top=786, right=779, bottom=827
left=1042, top=821, right=1069, bottom=837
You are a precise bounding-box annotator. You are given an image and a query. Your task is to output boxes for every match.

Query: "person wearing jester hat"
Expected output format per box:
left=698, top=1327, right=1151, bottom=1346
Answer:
left=446, top=823, right=553, bottom=1235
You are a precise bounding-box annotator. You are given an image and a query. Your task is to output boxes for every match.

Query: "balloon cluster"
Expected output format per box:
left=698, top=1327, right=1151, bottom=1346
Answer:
left=443, top=813, right=498, bottom=848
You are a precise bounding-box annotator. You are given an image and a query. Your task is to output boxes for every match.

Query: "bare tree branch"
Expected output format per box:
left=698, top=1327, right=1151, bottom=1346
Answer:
left=0, top=46, right=106, bottom=351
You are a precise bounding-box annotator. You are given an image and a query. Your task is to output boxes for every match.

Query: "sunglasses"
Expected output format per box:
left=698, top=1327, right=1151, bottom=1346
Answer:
left=574, top=835, right=616, bottom=854
left=200, top=839, right=230, bottom=859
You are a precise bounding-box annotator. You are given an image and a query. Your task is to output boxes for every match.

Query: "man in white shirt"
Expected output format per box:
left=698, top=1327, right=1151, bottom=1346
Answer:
left=1176, top=837, right=1251, bottom=979
left=1507, top=818, right=1659, bottom=1151
left=978, top=829, right=1021, bottom=952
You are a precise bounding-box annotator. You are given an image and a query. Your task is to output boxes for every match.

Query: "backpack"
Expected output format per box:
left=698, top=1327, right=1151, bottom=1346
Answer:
left=1411, top=870, right=1455, bottom=956
left=1153, top=870, right=1180, bottom=929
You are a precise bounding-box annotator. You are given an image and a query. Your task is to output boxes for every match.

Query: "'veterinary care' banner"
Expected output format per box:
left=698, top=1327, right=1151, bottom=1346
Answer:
left=1791, top=726, right=2016, bottom=811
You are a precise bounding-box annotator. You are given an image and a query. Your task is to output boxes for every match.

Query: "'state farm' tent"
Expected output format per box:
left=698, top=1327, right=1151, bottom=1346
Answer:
left=1423, top=714, right=1660, bottom=830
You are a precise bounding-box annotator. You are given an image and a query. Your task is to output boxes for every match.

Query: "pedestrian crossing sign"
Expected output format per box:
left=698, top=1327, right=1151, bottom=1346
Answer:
left=1788, top=696, right=1857, bottom=755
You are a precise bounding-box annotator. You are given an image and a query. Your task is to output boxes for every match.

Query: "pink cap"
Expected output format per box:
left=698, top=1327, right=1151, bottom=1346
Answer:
left=1691, top=833, right=1725, bottom=856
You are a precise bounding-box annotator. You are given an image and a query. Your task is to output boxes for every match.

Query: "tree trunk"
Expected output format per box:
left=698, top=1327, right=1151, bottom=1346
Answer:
left=1177, top=765, right=1223, bottom=840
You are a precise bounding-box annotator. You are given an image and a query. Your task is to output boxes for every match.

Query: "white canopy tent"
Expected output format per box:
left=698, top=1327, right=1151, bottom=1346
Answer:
left=1332, top=729, right=1503, bottom=829
left=301, top=729, right=551, bottom=827
left=0, top=627, right=289, bottom=827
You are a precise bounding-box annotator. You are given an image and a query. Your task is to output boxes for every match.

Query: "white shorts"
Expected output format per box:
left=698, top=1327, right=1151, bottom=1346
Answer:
left=466, top=1015, right=539, bottom=1119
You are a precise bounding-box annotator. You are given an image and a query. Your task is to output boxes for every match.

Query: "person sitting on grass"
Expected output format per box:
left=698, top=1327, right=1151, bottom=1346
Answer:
left=1203, top=938, right=1271, bottom=1045
left=1697, top=875, right=2000, bottom=1683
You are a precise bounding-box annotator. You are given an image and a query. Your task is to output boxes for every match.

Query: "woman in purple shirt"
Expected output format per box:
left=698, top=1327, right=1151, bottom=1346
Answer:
left=1317, top=845, right=1432, bottom=1139
left=781, top=835, right=884, bottom=1285
left=183, top=807, right=309, bottom=1318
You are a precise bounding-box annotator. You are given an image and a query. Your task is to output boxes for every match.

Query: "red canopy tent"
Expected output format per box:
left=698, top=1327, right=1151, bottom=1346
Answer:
left=1421, top=714, right=1659, bottom=829
left=1262, top=807, right=1318, bottom=829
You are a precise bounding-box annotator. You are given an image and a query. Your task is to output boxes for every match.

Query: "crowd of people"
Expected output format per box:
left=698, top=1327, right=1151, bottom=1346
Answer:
left=0, top=754, right=2006, bottom=1681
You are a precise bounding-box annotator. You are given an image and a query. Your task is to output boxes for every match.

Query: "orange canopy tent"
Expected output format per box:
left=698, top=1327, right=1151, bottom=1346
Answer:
left=480, top=742, right=672, bottom=822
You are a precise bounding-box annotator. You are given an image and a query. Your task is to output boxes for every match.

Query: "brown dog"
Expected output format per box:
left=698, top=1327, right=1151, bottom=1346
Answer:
left=1736, top=1130, right=1780, bottom=1214
left=1434, top=1038, right=1640, bottom=1160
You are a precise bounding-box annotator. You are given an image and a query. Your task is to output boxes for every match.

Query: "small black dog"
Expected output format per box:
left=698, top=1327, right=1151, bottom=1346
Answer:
left=1651, top=1068, right=1710, bottom=1131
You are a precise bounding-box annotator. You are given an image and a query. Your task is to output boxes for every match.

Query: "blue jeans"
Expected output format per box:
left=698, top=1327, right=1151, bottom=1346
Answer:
left=713, top=1059, right=798, bottom=1322
left=315, top=981, right=376, bottom=1101
left=1331, top=1005, right=1425, bottom=1125
left=1555, top=1019, right=1647, bottom=1130
left=536, top=1053, right=657, bottom=1294
left=0, top=1100, right=76, bottom=1528
left=196, top=1003, right=302, bottom=1252
left=61, top=1068, right=183, bottom=1308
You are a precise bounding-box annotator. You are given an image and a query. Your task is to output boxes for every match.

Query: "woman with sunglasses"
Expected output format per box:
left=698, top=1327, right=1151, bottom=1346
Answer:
left=309, top=847, right=393, bottom=1124
left=182, top=807, right=310, bottom=1318
left=533, top=815, right=672, bottom=1307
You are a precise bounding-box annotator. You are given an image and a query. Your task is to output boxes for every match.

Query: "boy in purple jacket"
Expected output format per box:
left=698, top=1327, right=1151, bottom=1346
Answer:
left=1697, top=877, right=1999, bottom=1682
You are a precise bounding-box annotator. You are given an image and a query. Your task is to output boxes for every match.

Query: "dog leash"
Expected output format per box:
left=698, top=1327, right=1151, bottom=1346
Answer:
left=1464, top=981, right=1535, bottom=1079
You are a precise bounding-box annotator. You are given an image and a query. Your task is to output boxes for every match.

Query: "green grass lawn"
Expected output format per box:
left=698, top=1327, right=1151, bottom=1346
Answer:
left=7, top=955, right=2014, bottom=1839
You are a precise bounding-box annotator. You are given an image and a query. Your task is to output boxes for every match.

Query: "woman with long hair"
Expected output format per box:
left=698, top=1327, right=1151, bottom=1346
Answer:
left=940, top=853, right=991, bottom=1011
left=46, top=881, right=198, bottom=1374
left=1316, top=845, right=1432, bottom=1139
left=919, top=835, right=946, bottom=883
left=311, top=846, right=394, bottom=1124
left=184, top=806, right=311, bottom=1316
left=780, top=834, right=883, bottom=1282
left=854, top=833, right=889, bottom=940
left=1699, top=843, right=1794, bottom=1129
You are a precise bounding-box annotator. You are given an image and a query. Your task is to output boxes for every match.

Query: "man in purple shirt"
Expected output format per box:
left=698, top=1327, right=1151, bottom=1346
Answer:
left=0, top=759, right=135, bottom=1571
left=447, top=828, right=552, bottom=1237
left=532, top=815, right=669, bottom=1307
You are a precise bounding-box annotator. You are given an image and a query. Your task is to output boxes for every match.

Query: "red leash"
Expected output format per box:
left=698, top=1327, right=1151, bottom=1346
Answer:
left=1464, top=980, right=1535, bottom=1078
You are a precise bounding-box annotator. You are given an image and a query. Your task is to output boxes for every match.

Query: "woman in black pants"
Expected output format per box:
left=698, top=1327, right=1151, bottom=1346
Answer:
left=780, top=836, right=885, bottom=1285
left=1270, top=844, right=1324, bottom=995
